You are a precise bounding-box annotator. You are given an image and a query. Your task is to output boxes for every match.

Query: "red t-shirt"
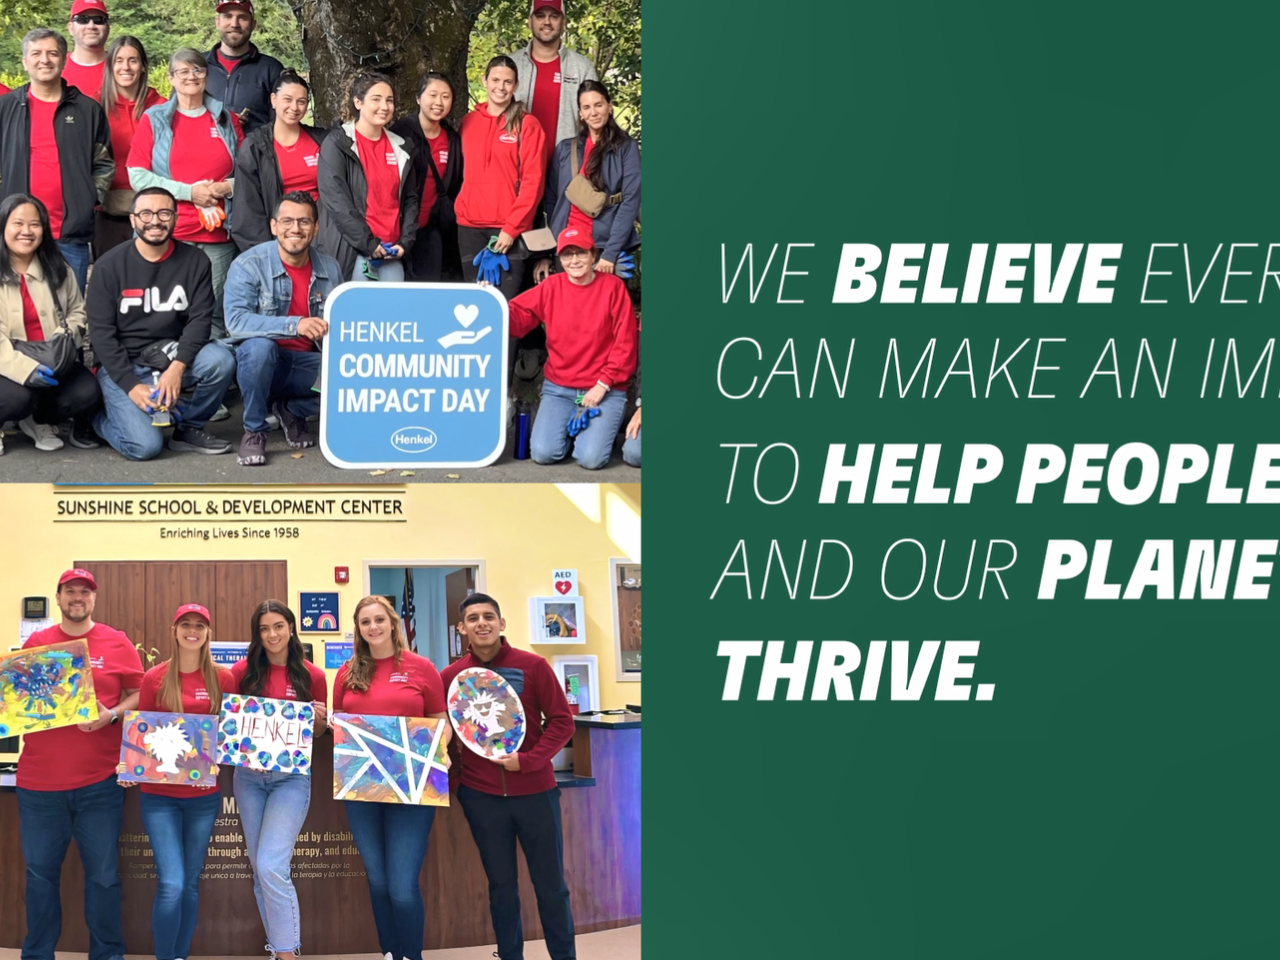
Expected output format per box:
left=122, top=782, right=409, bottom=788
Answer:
left=276, top=259, right=317, bottom=352
left=128, top=109, right=243, bottom=243
left=530, top=56, right=562, bottom=163
left=137, top=661, right=236, bottom=797
left=229, top=658, right=328, bottom=703
left=274, top=135, right=321, bottom=201
left=332, top=651, right=444, bottom=718
left=16, top=623, right=145, bottom=791
left=416, top=132, right=449, bottom=229
left=107, top=89, right=166, bottom=191
left=564, top=136, right=596, bottom=244
left=0, top=83, right=11, bottom=96
left=62, top=57, right=106, bottom=101
left=355, top=130, right=402, bottom=245
left=217, top=51, right=242, bottom=75
left=20, top=275, right=44, bottom=341
left=27, top=95, right=65, bottom=238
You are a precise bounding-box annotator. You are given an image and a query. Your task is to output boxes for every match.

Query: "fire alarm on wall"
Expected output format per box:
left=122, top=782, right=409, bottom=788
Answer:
left=335, top=567, right=349, bottom=584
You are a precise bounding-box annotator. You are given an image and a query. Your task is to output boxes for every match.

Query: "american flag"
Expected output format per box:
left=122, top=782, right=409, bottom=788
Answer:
left=401, top=569, right=417, bottom=651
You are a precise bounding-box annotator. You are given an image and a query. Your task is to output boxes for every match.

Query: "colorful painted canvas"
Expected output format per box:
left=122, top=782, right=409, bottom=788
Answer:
left=217, top=694, right=315, bottom=775
left=447, top=667, right=526, bottom=759
left=331, top=713, right=450, bottom=806
left=0, top=640, right=98, bottom=737
left=118, top=711, right=218, bottom=786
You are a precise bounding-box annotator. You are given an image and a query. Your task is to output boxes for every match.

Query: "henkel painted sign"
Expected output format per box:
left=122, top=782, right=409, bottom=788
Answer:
left=320, top=283, right=509, bottom=468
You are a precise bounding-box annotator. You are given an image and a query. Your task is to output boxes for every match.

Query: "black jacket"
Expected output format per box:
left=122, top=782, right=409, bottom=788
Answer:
left=317, top=123, right=419, bottom=283
left=388, top=116, right=463, bottom=232
left=0, top=82, right=113, bottom=246
left=230, top=122, right=328, bottom=251
left=204, top=44, right=283, bottom=135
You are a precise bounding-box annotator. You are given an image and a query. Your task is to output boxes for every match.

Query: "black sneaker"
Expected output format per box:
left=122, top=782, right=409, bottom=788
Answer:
left=68, top=419, right=100, bottom=449
left=169, top=425, right=232, bottom=454
left=272, top=400, right=317, bottom=449
left=237, top=431, right=267, bottom=466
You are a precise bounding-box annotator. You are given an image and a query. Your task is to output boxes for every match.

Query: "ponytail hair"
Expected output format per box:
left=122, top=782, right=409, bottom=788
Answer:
left=484, top=55, right=526, bottom=136
left=576, top=80, right=628, bottom=194
left=274, top=68, right=311, bottom=97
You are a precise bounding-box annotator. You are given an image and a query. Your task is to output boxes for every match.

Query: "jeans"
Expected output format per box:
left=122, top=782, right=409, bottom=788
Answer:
left=0, top=362, right=101, bottom=425
left=234, top=767, right=313, bottom=953
left=17, top=775, right=126, bottom=960
left=352, top=254, right=405, bottom=283
left=622, top=425, right=640, bottom=467
left=93, top=341, right=236, bottom=460
left=343, top=799, right=437, bottom=960
left=530, top=380, right=627, bottom=470
left=458, top=786, right=575, bottom=960
left=139, top=790, right=221, bottom=960
left=57, top=241, right=91, bottom=293
left=183, top=240, right=237, bottom=340
left=234, top=338, right=321, bottom=433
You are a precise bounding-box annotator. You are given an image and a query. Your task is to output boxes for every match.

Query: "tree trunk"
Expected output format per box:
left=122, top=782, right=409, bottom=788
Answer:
left=301, top=0, right=488, bottom=128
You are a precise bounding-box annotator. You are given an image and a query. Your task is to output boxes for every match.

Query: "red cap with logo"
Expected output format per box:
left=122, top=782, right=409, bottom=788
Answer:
left=173, top=603, right=211, bottom=624
left=531, top=0, right=563, bottom=11
left=70, top=0, right=109, bottom=17
left=556, top=225, right=593, bottom=253
left=216, top=0, right=254, bottom=13
left=58, top=568, right=98, bottom=590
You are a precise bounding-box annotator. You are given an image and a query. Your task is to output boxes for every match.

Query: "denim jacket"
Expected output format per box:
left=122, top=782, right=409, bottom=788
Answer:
left=223, top=240, right=343, bottom=343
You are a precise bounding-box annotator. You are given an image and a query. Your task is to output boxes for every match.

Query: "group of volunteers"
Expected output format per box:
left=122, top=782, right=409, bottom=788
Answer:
left=18, top=568, right=580, bottom=960
left=0, top=0, right=641, bottom=469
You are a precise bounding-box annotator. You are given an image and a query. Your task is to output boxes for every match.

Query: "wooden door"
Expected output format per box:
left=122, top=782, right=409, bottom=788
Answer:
left=445, top=566, right=477, bottom=662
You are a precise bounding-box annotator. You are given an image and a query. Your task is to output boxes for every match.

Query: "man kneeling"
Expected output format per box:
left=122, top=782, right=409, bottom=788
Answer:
left=224, top=192, right=340, bottom=466
left=87, top=187, right=235, bottom=459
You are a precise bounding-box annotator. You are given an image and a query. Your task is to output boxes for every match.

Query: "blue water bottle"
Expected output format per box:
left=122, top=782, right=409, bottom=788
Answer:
left=515, top=402, right=532, bottom=460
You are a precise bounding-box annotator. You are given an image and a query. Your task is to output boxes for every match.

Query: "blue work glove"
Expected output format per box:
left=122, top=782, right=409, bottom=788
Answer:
left=616, top=252, right=636, bottom=279
left=472, top=247, right=510, bottom=286
left=567, top=405, right=601, bottom=438
left=25, top=364, right=59, bottom=388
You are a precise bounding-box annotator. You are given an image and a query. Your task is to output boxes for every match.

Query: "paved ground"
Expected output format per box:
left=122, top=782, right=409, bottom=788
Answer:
left=0, top=398, right=640, bottom=484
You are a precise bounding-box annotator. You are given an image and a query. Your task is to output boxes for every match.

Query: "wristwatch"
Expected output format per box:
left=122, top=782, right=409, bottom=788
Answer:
left=108, top=707, right=119, bottom=724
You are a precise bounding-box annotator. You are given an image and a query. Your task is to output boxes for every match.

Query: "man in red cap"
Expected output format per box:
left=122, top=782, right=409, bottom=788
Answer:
left=63, top=0, right=111, bottom=101
left=16, top=568, right=143, bottom=960
left=508, top=0, right=598, bottom=164
left=205, top=0, right=283, bottom=134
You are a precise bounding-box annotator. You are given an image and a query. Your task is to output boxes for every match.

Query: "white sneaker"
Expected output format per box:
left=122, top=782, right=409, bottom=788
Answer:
left=18, top=417, right=63, bottom=451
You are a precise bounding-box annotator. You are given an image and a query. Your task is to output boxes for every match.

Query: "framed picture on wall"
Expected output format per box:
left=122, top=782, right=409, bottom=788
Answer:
left=552, top=655, right=600, bottom=713
left=528, top=596, right=586, bottom=644
left=610, top=559, right=641, bottom=681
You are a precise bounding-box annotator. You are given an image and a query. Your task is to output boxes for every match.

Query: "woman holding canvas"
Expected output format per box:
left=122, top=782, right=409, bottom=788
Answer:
left=131, top=603, right=236, bottom=960
left=229, top=600, right=329, bottom=960
left=333, top=595, right=449, bottom=960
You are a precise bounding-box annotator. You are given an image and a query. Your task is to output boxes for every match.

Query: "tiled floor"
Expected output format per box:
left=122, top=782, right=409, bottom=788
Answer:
left=0, top=926, right=641, bottom=960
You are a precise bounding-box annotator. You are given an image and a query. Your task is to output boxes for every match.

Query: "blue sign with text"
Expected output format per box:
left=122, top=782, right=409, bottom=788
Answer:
left=298, top=592, right=340, bottom=632
left=320, top=282, right=509, bottom=468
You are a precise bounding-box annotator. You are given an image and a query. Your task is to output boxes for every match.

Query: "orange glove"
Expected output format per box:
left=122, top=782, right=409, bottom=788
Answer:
left=196, top=204, right=226, bottom=232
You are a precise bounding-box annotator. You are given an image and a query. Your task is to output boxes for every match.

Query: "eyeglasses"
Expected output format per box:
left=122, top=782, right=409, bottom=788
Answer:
left=132, top=209, right=175, bottom=223
left=274, top=217, right=315, bottom=229
left=72, top=14, right=108, bottom=24
left=172, top=67, right=208, bottom=79
left=558, top=249, right=594, bottom=263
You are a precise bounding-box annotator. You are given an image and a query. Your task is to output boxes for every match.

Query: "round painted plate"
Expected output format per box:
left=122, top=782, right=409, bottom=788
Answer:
left=447, top=667, right=526, bottom=759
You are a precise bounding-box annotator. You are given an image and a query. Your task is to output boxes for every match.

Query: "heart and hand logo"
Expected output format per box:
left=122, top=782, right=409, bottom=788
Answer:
left=438, top=303, right=491, bottom=349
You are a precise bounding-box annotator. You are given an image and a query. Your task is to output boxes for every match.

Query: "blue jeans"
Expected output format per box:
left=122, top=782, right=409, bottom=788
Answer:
left=530, top=380, right=627, bottom=470
left=139, top=791, right=221, bottom=960
left=343, top=799, right=436, bottom=960
left=184, top=240, right=238, bottom=340
left=93, top=341, right=236, bottom=460
left=17, top=775, right=126, bottom=960
left=622, top=425, right=640, bottom=466
left=234, top=338, right=321, bottom=433
left=57, top=241, right=91, bottom=293
left=234, top=768, right=313, bottom=953
left=352, top=255, right=405, bottom=283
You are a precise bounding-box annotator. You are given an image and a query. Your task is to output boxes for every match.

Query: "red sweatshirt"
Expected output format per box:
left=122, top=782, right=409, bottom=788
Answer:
left=440, top=638, right=574, bottom=797
left=137, top=661, right=236, bottom=798
left=509, top=271, right=638, bottom=389
left=454, top=103, right=546, bottom=237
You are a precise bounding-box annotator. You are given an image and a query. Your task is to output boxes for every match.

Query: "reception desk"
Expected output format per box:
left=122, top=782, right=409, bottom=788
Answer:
left=0, top=715, right=640, bottom=954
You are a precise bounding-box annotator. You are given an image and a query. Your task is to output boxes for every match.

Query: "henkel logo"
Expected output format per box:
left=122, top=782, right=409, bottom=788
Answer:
left=385, top=151, right=397, bottom=165
left=390, top=427, right=437, bottom=453
left=210, top=124, right=220, bottom=138
left=120, top=286, right=189, bottom=314
left=304, top=153, right=319, bottom=167
left=554, top=71, right=562, bottom=84
left=499, top=133, right=518, bottom=144
left=438, top=149, right=449, bottom=164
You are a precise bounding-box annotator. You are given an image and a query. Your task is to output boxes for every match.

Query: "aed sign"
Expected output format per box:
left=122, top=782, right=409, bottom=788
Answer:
left=320, top=283, right=509, bottom=468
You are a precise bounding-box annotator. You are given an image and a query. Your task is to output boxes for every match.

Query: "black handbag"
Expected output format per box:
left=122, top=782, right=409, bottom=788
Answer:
left=13, top=286, right=78, bottom=379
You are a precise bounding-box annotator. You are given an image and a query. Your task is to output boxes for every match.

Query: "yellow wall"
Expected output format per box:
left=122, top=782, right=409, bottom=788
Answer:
left=5, top=483, right=640, bottom=710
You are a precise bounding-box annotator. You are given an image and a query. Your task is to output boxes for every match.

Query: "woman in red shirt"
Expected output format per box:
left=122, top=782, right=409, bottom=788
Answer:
left=333, top=596, right=448, bottom=960
left=131, top=602, right=236, bottom=960
left=455, top=55, right=547, bottom=302
left=317, top=73, right=417, bottom=283
left=97, top=36, right=165, bottom=254
left=229, top=600, right=327, bottom=960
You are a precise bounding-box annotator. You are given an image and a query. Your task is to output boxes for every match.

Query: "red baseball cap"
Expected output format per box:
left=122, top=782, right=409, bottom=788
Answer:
left=174, top=603, right=211, bottom=624
left=58, top=568, right=98, bottom=590
left=556, top=226, right=593, bottom=253
left=531, top=0, right=563, bottom=11
left=70, top=0, right=108, bottom=17
left=216, top=0, right=254, bottom=13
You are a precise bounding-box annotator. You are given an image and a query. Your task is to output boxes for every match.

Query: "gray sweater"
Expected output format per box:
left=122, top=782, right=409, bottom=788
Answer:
left=507, top=43, right=599, bottom=147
